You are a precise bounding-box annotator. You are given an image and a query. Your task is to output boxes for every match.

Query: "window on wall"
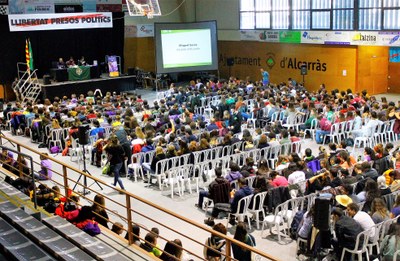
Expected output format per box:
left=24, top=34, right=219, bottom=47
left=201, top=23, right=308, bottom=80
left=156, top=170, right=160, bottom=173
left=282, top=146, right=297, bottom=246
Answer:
left=383, top=0, right=400, bottom=29
left=332, top=0, right=354, bottom=30
left=292, top=0, right=310, bottom=29
left=271, top=0, right=289, bottom=29
left=358, top=0, right=382, bottom=30
left=239, top=0, right=400, bottom=30
left=240, top=0, right=271, bottom=29
left=311, top=0, right=331, bottom=29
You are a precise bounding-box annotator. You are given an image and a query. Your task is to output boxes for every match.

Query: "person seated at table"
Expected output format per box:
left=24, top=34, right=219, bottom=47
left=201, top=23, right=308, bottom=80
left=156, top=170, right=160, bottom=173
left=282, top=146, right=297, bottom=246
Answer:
left=57, top=58, right=66, bottom=69
left=78, top=56, right=86, bottom=66
left=66, top=56, right=75, bottom=67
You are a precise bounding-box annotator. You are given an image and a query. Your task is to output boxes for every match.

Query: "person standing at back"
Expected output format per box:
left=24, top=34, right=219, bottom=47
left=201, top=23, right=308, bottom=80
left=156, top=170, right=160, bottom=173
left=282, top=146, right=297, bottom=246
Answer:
left=260, top=68, right=269, bottom=86
left=104, top=135, right=126, bottom=193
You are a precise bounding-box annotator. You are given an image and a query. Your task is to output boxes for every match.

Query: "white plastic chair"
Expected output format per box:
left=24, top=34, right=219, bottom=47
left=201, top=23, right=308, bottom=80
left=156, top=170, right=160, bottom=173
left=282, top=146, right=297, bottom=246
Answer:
left=340, top=229, right=370, bottom=261
left=248, top=191, right=267, bottom=229
left=267, top=145, right=281, bottom=169
left=367, top=222, right=382, bottom=255
left=352, top=127, right=374, bottom=154
left=245, top=176, right=256, bottom=189
left=262, top=197, right=301, bottom=242
left=48, top=128, right=64, bottom=150
left=128, top=153, right=144, bottom=181
left=323, top=122, right=341, bottom=144
left=178, top=164, right=193, bottom=196
left=69, top=137, right=84, bottom=162
left=393, top=250, right=400, bottom=261
left=386, top=119, right=398, bottom=142
left=227, top=194, right=253, bottom=229
left=162, top=167, right=182, bottom=198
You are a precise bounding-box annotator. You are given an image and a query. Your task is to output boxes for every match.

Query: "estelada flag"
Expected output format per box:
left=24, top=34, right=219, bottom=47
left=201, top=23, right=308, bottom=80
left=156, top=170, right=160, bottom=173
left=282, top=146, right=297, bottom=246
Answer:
left=25, top=39, right=34, bottom=71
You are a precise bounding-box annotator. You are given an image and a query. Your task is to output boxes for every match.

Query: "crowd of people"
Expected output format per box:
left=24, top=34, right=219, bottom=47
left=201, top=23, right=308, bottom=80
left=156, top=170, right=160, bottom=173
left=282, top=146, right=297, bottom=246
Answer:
left=1, top=71, right=400, bottom=260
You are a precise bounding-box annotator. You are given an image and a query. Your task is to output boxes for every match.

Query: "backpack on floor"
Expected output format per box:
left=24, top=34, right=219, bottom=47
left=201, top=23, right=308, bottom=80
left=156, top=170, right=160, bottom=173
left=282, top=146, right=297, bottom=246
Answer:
left=290, top=210, right=306, bottom=240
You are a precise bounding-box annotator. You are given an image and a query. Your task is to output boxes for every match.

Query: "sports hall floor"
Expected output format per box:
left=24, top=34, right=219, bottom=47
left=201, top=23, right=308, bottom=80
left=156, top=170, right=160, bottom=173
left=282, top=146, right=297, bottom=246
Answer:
left=1, top=90, right=399, bottom=260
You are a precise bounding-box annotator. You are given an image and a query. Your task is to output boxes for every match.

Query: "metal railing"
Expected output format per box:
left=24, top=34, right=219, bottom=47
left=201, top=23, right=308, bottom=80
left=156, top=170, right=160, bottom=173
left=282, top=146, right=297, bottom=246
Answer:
left=0, top=134, right=279, bottom=261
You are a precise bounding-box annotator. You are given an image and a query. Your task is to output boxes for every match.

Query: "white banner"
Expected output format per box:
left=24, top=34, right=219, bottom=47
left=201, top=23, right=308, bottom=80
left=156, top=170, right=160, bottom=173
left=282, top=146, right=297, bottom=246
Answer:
left=136, top=24, right=154, bottom=37
left=24, top=4, right=55, bottom=14
left=240, top=29, right=400, bottom=47
left=8, top=12, right=113, bottom=31
left=124, top=24, right=154, bottom=38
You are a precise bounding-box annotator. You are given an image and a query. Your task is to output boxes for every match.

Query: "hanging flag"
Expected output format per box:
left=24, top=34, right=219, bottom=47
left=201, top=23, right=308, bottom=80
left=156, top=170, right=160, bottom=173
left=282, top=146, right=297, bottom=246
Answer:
left=25, top=39, right=34, bottom=71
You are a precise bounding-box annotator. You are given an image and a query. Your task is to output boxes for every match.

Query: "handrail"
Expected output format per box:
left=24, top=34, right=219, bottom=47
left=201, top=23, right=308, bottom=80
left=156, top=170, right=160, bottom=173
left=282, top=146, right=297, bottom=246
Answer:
left=0, top=134, right=280, bottom=261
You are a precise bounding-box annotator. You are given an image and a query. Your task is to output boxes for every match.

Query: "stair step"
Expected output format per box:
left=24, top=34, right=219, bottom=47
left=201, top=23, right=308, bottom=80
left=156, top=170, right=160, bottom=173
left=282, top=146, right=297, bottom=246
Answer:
left=0, top=217, right=55, bottom=261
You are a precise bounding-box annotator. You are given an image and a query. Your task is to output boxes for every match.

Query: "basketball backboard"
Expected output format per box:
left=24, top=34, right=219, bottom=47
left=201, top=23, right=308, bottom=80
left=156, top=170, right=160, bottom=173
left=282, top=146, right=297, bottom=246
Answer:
left=126, top=0, right=161, bottom=18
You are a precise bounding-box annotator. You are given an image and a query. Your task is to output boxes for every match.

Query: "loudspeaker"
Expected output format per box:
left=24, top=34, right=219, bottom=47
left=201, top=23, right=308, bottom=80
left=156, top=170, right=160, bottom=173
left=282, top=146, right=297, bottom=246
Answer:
left=300, top=64, right=307, bottom=75
left=127, top=67, right=135, bottom=75
left=43, top=75, right=51, bottom=85
left=313, top=198, right=330, bottom=231
left=227, top=58, right=234, bottom=66
left=77, top=125, right=90, bottom=145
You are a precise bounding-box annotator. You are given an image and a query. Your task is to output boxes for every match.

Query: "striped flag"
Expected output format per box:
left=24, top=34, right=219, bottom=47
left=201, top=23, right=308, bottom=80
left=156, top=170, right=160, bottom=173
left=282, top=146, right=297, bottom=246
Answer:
left=25, top=39, right=34, bottom=72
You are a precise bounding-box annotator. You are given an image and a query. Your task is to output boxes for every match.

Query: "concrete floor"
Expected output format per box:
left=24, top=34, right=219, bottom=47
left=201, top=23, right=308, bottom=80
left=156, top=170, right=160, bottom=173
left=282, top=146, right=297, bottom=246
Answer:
left=1, top=90, right=399, bottom=261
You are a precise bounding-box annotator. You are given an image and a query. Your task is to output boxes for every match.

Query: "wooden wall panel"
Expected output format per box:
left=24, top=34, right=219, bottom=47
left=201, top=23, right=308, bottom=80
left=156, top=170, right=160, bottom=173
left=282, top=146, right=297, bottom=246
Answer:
left=124, top=38, right=155, bottom=73
left=218, top=41, right=357, bottom=93
left=122, top=38, right=390, bottom=95
left=388, top=63, right=400, bottom=93
left=357, top=46, right=389, bottom=95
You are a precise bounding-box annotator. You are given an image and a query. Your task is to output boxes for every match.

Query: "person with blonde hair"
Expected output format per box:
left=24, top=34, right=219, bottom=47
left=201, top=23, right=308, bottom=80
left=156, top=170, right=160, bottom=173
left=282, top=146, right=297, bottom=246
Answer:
left=135, top=126, right=146, bottom=140
left=143, top=146, right=165, bottom=175
left=371, top=198, right=390, bottom=224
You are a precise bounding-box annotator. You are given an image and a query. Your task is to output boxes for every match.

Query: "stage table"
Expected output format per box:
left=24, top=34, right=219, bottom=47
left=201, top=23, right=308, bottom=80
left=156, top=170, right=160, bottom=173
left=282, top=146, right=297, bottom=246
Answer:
left=50, top=65, right=99, bottom=82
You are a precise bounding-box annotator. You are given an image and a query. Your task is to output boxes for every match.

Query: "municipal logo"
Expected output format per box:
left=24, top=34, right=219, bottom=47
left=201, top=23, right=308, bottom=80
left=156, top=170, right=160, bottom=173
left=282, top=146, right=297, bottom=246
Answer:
left=76, top=67, right=82, bottom=76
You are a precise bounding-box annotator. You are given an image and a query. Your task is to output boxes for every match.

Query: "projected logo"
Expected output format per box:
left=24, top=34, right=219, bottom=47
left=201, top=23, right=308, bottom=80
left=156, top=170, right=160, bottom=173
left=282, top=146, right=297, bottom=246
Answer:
left=266, top=53, right=276, bottom=70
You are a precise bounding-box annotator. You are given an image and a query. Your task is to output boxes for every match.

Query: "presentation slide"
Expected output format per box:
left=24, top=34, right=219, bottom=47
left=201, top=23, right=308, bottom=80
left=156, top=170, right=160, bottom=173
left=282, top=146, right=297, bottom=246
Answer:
left=161, top=29, right=212, bottom=68
left=155, top=21, right=218, bottom=74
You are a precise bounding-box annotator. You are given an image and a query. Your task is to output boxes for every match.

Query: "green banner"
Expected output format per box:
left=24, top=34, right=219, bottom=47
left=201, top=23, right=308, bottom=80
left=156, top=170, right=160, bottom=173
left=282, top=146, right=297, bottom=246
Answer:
left=279, top=31, right=301, bottom=43
left=68, top=66, right=90, bottom=81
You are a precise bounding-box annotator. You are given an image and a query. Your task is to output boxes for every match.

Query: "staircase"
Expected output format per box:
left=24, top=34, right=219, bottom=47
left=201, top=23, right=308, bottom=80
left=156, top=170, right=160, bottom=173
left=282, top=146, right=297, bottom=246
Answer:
left=0, top=177, right=152, bottom=261
left=16, top=62, right=42, bottom=105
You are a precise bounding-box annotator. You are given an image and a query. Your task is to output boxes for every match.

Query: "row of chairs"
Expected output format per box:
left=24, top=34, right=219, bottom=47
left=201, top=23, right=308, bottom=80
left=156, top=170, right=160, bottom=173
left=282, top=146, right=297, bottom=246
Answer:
left=339, top=215, right=399, bottom=261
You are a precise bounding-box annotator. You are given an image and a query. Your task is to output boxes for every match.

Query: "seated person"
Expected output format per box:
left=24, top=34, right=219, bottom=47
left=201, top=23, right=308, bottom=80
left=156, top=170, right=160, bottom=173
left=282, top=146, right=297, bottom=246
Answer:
left=204, top=178, right=253, bottom=226
left=196, top=167, right=230, bottom=209
left=34, top=153, right=52, bottom=180
left=140, top=232, right=156, bottom=256
left=380, top=223, right=400, bottom=261
left=57, top=58, right=65, bottom=69
left=66, top=56, right=75, bottom=67
left=78, top=56, right=86, bottom=66
left=331, top=208, right=363, bottom=260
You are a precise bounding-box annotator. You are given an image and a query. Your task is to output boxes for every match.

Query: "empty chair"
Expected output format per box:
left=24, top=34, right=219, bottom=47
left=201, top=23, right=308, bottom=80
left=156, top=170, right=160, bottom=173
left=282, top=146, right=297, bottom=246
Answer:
left=48, top=128, right=64, bottom=151
left=262, top=198, right=300, bottom=243
left=248, top=191, right=267, bottom=229
left=340, top=229, right=370, bottom=261
left=128, top=153, right=144, bottom=181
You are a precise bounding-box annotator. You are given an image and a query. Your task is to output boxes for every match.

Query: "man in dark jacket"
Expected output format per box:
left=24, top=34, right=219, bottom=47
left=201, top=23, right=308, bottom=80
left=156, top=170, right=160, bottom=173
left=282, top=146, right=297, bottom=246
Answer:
left=331, top=208, right=363, bottom=260
left=361, top=161, right=378, bottom=180
left=195, top=167, right=230, bottom=209
left=205, top=178, right=253, bottom=226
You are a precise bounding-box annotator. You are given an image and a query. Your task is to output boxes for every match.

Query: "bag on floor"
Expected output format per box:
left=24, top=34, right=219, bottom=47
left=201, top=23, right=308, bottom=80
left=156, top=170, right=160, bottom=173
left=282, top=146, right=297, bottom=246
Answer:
left=102, top=163, right=110, bottom=175
left=289, top=210, right=305, bottom=240
left=50, top=146, right=60, bottom=154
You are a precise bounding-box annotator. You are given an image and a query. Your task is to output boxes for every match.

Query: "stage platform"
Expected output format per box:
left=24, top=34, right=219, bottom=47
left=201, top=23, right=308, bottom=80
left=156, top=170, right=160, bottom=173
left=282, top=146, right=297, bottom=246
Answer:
left=40, top=74, right=137, bottom=101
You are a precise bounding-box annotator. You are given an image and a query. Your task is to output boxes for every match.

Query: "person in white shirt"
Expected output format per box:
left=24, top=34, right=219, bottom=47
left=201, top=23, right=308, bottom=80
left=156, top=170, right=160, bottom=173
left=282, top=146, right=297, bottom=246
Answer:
left=346, top=202, right=376, bottom=239
left=352, top=111, right=381, bottom=139
left=287, top=163, right=306, bottom=194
